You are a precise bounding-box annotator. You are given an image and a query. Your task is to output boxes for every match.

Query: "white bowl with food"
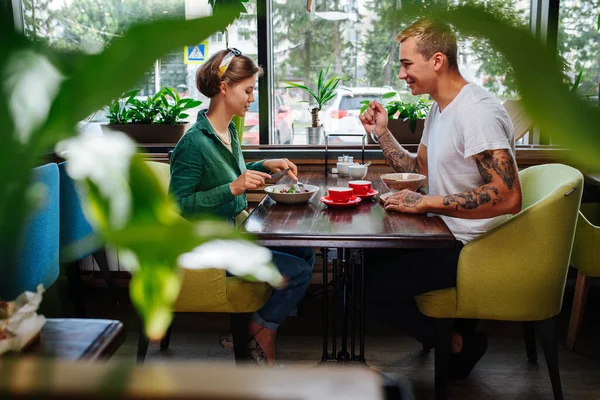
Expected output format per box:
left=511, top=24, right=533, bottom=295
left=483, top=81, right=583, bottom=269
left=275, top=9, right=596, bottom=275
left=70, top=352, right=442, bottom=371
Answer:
left=264, top=184, right=320, bottom=205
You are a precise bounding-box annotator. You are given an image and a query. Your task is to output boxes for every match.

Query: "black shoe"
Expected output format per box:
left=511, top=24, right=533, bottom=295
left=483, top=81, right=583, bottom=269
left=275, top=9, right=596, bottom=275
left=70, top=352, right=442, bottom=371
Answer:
left=448, top=332, right=487, bottom=381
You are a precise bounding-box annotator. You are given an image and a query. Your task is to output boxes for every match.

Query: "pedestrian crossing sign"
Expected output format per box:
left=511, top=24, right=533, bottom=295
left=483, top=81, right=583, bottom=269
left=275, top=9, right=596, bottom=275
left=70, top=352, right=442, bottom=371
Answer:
left=184, top=42, right=208, bottom=64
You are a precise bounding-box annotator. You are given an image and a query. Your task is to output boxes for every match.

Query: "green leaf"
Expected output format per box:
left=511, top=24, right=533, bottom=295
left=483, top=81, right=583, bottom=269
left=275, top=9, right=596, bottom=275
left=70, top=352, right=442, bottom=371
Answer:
left=409, top=119, right=417, bottom=134
left=383, top=91, right=398, bottom=99
left=570, top=68, right=584, bottom=93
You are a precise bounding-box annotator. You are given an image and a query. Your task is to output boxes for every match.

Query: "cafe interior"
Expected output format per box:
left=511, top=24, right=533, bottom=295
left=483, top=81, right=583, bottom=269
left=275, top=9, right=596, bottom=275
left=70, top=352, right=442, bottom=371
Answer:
left=2, top=0, right=600, bottom=399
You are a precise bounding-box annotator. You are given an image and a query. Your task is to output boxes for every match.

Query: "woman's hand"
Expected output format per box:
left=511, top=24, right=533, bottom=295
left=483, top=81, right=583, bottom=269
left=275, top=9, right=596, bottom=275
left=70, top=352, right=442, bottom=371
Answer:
left=230, top=170, right=272, bottom=196
left=380, top=189, right=426, bottom=214
left=359, top=100, right=389, bottom=138
left=263, top=158, right=298, bottom=181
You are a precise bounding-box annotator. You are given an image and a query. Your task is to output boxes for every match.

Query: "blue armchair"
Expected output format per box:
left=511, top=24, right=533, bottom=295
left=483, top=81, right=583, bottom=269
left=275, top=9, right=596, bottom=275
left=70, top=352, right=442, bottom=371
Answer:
left=1, top=163, right=60, bottom=300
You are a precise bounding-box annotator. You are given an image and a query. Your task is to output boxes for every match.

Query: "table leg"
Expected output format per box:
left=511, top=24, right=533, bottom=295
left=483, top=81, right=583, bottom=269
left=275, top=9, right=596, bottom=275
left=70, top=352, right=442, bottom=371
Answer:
left=332, top=256, right=338, bottom=360
left=350, top=251, right=356, bottom=360
left=359, top=248, right=366, bottom=362
left=338, top=248, right=350, bottom=361
left=321, top=247, right=329, bottom=362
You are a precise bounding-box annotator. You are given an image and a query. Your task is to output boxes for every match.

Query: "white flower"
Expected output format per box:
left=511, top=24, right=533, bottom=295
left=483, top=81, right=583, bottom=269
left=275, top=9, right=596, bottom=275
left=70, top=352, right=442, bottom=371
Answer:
left=3, top=50, right=63, bottom=143
left=178, top=240, right=284, bottom=287
left=55, top=130, right=136, bottom=230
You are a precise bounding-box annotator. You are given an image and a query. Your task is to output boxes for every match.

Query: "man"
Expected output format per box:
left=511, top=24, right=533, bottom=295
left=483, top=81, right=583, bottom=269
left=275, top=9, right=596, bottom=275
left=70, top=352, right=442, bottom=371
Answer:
left=359, top=18, right=522, bottom=379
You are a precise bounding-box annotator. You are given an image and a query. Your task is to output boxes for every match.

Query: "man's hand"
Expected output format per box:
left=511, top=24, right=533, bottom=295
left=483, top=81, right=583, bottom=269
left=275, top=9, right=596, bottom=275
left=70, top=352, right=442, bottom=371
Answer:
left=380, top=190, right=425, bottom=214
left=263, top=158, right=298, bottom=181
left=359, top=100, right=389, bottom=138
left=230, top=170, right=272, bottom=196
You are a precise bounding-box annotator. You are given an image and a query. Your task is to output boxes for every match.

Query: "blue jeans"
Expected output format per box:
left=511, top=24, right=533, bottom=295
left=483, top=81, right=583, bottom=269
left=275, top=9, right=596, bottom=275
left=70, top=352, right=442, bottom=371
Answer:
left=252, top=246, right=315, bottom=330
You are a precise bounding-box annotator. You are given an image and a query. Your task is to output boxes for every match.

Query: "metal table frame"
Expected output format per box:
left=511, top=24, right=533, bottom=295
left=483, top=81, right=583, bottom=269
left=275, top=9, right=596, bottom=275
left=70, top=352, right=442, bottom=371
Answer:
left=324, top=132, right=367, bottom=176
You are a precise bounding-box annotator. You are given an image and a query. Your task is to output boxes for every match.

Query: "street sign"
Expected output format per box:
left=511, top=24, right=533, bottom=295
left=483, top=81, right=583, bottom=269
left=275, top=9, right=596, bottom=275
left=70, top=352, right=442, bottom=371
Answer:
left=184, top=42, right=208, bottom=64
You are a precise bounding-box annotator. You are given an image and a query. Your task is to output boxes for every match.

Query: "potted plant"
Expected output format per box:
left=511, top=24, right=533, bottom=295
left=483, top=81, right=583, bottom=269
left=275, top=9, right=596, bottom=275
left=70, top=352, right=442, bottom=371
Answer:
left=361, top=94, right=431, bottom=145
left=285, top=67, right=345, bottom=144
left=102, top=87, right=202, bottom=144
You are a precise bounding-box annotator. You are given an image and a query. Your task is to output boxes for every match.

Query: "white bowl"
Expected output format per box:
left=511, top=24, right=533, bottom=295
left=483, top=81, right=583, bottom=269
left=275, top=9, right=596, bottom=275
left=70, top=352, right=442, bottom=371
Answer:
left=337, top=162, right=356, bottom=177
left=348, top=164, right=368, bottom=179
left=264, top=184, right=320, bottom=205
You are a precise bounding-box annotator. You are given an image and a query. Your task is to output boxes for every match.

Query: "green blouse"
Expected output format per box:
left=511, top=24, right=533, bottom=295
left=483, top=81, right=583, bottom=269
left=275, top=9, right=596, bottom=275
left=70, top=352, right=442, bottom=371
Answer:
left=169, top=110, right=266, bottom=221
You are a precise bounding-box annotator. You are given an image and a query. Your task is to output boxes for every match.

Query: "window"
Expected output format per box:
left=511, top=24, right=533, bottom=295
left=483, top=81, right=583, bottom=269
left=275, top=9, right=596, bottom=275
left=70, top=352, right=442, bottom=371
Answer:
left=559, top=0, right=600, bottom=103
left=271, top=0, right=531, bottom=146
left=211, top=32, right=225, bottom=43
left=18, top=0, right=559, bottom=147
left=20, top=0, right=258, bottom=133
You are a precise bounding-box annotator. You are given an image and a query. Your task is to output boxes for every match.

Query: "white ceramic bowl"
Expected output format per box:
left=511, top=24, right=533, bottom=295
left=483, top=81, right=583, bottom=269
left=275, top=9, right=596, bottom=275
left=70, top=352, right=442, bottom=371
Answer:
left=348, top=164, right=368, bottom=179
left=337, top=162, right=356, bottom=177
left=264, top=184, right=320, bottom=205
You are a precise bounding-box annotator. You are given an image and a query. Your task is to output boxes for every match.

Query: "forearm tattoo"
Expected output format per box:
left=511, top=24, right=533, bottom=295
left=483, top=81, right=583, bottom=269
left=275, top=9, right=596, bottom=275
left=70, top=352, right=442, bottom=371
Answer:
left=379, top=133, right=418, bottom=173
left=443, top=186, right=502, bottom=210
left=474, top=149, right=517, bottom=189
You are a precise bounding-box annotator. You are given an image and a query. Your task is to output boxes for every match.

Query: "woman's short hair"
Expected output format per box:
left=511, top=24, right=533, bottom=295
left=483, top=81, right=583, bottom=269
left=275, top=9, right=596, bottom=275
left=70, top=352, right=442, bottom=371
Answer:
left=396, top=19, right=458, bottom=70
left=196, top=49, right=264, bottom=98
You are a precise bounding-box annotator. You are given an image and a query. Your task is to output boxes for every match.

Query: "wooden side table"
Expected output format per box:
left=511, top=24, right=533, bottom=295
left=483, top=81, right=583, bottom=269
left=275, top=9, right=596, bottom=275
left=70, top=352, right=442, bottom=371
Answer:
left=23, top=318, right=125, bottom=361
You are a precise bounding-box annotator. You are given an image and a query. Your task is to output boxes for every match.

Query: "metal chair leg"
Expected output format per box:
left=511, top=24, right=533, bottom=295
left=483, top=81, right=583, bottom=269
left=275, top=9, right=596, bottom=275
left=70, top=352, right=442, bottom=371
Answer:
left=93, top=248, right=119, bottom=306
left=137, top=323, right=149, bottom=365
left=160, top=323, right=173, bottom=351
left=230, top=313, right=250, bottom=364
left=523, top=321, right=537, bottom=363
left=536, top=317, right=564, bottom=400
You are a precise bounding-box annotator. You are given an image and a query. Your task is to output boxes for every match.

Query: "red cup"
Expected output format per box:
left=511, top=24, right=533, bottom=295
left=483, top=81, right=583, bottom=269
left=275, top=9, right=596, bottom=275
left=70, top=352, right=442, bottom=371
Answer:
left=328, top=187, right=354, bottom=203
left=348, top=180, right=372, bottom=196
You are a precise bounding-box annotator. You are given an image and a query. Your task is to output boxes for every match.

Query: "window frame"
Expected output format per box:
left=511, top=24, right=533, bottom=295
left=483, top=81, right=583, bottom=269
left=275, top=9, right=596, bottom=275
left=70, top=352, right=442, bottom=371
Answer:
left=10, top=0, right=561, bottom=151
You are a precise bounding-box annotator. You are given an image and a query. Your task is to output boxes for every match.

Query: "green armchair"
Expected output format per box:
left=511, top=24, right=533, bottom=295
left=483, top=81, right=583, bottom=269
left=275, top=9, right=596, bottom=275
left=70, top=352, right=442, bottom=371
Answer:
left=416, top=164, right=583, bottom=400
left=566, top=202, right=600, bottom=351
left=137, top=161, right=272, bottom=363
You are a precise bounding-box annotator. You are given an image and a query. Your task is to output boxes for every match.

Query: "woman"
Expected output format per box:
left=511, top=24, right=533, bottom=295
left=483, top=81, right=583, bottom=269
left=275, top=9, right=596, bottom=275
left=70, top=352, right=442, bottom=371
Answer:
left=169, top=48, right=315, bottom=365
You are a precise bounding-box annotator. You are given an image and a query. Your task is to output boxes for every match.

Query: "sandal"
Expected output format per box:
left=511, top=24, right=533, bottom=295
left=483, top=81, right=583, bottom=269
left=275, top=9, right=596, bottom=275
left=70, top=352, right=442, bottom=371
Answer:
left=218, top=333, right=259, bottom=351
left=247, top=343, right=269, bottom=365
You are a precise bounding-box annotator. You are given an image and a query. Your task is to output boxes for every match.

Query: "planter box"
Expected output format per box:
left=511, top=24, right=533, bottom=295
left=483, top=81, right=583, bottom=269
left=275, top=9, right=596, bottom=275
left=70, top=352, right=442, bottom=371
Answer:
left=367, top=119, right=424, bottom=145
left=101, top=123, right=189, bottom=144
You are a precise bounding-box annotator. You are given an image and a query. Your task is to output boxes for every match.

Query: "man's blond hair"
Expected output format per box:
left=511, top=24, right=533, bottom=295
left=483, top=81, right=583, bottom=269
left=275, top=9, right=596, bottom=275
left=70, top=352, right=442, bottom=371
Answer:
left=396, top=19, right=458, bottom=70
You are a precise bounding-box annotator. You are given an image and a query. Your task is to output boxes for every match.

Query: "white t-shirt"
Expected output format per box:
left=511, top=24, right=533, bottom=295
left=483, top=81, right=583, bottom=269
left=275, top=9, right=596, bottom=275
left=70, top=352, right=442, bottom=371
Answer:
left=421, top=83, right=515, bottom=244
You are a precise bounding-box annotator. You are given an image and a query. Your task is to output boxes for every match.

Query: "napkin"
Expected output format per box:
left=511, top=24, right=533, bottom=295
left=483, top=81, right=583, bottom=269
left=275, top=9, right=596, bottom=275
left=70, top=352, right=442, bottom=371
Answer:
left=0, top=285, right=47, bottom=355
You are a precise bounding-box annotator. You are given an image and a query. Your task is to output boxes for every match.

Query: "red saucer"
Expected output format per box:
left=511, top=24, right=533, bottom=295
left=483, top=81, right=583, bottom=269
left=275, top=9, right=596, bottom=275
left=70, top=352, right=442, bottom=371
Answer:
left=354, top=189, right=379, bottom=200
left=320, top=195, right=362, bottom=209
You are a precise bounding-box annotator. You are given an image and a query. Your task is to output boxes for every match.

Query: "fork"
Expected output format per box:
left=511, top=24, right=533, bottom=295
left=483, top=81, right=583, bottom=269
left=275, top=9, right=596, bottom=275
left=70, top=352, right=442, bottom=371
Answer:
left=296, top=180, right=306, bottom=193
left=370, top=109, right=378, bottom=143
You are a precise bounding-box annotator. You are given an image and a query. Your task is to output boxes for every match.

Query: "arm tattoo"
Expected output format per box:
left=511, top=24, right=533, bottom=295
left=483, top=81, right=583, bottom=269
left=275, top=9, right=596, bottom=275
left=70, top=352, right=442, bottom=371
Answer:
left=379, top=133, right=418, bottom=173
left=443, top=186, right=502, bottom=210
left=474, top=149, right=517, bottom=190
left=403, top=192, right=423, bottom=208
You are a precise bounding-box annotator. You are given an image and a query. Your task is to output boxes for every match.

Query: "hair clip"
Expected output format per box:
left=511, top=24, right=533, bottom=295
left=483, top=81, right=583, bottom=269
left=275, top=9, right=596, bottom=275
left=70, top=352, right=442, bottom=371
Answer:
left=217, top=48, right=242, bottom=78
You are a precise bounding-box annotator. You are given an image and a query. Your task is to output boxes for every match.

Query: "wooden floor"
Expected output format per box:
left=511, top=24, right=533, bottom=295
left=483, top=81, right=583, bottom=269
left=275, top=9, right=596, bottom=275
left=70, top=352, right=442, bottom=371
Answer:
left=74, top=276, right=600, bottom=400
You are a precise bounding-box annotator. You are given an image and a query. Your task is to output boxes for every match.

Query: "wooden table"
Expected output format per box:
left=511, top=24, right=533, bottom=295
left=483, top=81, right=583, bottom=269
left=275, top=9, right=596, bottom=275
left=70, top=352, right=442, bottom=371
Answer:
left=244, top=170, right=455, bottom=249
left=23, top=318, right=125, bottom=361
left=243, top=169, right=456, bottom=364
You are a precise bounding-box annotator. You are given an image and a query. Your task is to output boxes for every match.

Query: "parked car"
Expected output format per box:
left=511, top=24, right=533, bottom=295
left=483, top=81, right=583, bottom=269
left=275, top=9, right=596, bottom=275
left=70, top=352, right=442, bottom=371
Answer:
left=76, top=107, right=110, bottom=136
left=243, top=92, right=294, bottom=145
left=321, top=87, right=401, bottom=143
